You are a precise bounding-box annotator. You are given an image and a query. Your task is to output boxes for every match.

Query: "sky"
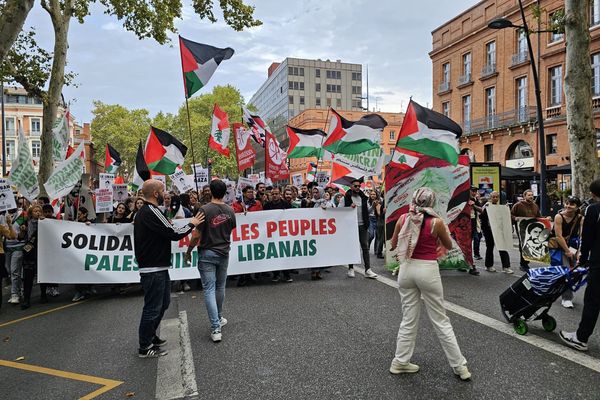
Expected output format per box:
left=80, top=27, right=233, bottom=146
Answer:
left=23, top=0, right=477, bottom=124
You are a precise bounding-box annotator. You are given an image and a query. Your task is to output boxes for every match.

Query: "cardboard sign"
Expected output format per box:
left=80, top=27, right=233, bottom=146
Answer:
left=99, top=173, right=115, bottom=190
left=95, top=188, right=113, bottom=213
left=112, top=184, right=129, bottom=202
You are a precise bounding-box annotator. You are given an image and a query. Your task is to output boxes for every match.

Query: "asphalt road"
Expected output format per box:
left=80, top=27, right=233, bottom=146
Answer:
left=1, top=240, right=599, bottom=400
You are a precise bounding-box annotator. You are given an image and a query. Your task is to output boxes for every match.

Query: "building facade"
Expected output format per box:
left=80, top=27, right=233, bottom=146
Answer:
left=430, top=0, right=600, bottom=180
left=287, top=108, right=403, bottom=182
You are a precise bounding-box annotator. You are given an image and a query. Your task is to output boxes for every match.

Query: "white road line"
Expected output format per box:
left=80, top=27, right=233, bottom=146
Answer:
left=156, top=311, right=198, bottom=400
left=357, top=267, right=600, bottom=374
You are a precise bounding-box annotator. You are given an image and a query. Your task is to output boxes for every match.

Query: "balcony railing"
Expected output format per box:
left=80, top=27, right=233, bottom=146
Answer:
left=481, top=63, right=497, bottom=78
left=546, top=105, right=562, bottom=119
left=462, top=106, right=537, bottom=136
left=458, top=73, right=472, bottom=86
left=438, top=81, right=450, bottom=93
left=511, top=51, right=528, bottom=66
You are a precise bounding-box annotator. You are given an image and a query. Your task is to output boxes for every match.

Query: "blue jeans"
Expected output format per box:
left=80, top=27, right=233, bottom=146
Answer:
left=198, top=249, right=229, bottom=332
left=138, top=270, right=171, bottom=349
left=6, top=249, right=23, bottom=296
left=368, top=216, right=377, bottom=247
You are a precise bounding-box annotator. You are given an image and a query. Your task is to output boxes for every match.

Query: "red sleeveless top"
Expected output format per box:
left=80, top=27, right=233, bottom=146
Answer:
left=411, top=217, right=438, bottom=261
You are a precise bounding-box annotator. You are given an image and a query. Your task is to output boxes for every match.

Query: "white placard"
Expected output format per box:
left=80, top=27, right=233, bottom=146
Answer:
left=95, top=188, right=113, bottom=213
left=99, top=173, right=115, bottom=190
left=315, top=171, right=330, bottom=187
left=236, top=177, right=254, bottom=197
left=170, top=168, right=195, bottom=193
left=192, top=164, right=209, bottom=187
left=112, top=184, right=129, bottom=202
left=0, top=179, right=16, bottom=212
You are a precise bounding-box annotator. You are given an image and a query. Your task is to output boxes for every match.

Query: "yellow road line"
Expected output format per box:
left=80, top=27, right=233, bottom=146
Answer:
left=0, top=300, right=89, bottom=328
left=0, top=359, right=123, bottom=400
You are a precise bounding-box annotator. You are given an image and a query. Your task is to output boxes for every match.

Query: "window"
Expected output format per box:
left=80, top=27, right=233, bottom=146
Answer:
left=300, top=96, right=305, bottom=105
left=486, top=41, right=496, bottom=67
left=516, top=77, right=528, bottom=121
left=547, top=134, right=558, bottom=154
left=4, top=117, right=15, bottom=135
left=592, top=53, right=600, bottom=96
left=549, top=65, right=563, bottom=106
left=336, top=99, right=341, bottom=108
left=549, top=12, right=564, bottom=42
left=462, top=95, right=471, bottom=131
left=5, top=140, right=15, bottom=161
left=316, top=69, right=320, bottom=78
left=31, top=141, right=41, bottom=158
left=352, top=99, right=362, bottom=108
left=31, top=118, right=41, bottom=135
left=484, top=144, right=494, bottom=162
left=352, top=72, right=362, bottom=81
left=337, top=85, right=341, bottom=93
left=316, top=98, right=321, bottom=107
left=352, top=86, right=361, bottom=95
left=288, top=66, right=293, bottom=75
left=299, top=82, right=304, bottom=90
left=316, top=83, right=321, bottom=92
left=299, top=67, right=304, bottom=76
left=592, top=0, right=600, bottom=27
left=326, top=98, right=332, bottom=107
left=442, top=101, right=450, bottom=117
left=289, top=81, right=294, bottom=90
left=442, top=62, right=450, bottom=83
left=389, top=130, right=396, bottom=141
left=289, top=95, right=294, bottom=104
left=485, top=87, right=496, bottom=128
left=462, top=53, right=471, bottom=79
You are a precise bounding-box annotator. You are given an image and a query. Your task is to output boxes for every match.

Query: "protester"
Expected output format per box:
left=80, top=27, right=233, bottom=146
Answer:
left=389, top=187, right=471, bottom=380
left=232, top=186, right=262, bottom=286
left=511, top=189, right=542, bottom=271
left=134, top=179, right=204, bottom=357
left=469, top=187, right=483, bottom=261
left=549, top=196, right=582, bottom=309
left=560, top=180, right=600, bottom=351
left=0, top=212, right=17, bottom=309
left=186, top=179, right=236, bottom=342
left=264, top=187, right=293, bottom=283
left=128, top=197, right=145, bottom=220
left=367, top=191, right=379, bottom=250
left=110, top=202, right=132, bottom=223
left=72, top=207, right=93, bottom=302
left=162, top=193, right=185, bottom=220
left=304, top=186, right=327, bottom=280
left=374, top=194, right=385, bottom=259
left=21, top=205, right=45, bottom=309
left=479, top=191, right=513, bottom=274
left=40, top=204, right=60, bottom=297
left=344, top=179, right=378, bottom=279
left=6, top=207, right=27, bottom=304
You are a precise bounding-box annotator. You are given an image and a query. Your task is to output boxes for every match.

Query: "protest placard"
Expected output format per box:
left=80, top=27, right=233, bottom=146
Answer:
left=315, top=171, right=330, bottom=187
left=169, top=168, right=195, bottom=193
left=236, top=176, right=254, bottom=197
left=112, top=184, right=129, bottom=202
left=0, top=179, right=17, bottom=212
left=192, top=164, right=209, bottom=187
left=99, top=173, right=115, bottom=190
left=95, top=188, right=113, bottom=213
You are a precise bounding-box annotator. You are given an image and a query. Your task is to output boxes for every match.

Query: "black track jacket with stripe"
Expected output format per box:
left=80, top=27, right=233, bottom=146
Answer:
left=134, top=202, right=195, bottom=269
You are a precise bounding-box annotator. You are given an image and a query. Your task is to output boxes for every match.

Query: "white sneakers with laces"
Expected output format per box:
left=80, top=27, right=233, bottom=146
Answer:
left=347, top=268, right=355, bottom=278
left=364, top=269, right=378, bottom=279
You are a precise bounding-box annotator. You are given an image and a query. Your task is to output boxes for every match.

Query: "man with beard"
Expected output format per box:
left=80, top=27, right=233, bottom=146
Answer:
left=264, top=187, right=293, bottom=283
left=134, top=179, right=204, bottom=357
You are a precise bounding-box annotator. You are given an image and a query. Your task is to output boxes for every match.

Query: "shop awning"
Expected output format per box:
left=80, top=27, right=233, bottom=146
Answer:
left=501, top=166, right=539, bottom=180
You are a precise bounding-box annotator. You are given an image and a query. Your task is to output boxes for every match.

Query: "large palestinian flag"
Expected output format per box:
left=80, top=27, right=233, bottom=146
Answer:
left=132, top=142, right=151, bottom=191
left=329, top=162, right=364, bottom=193
left=144, top=126, right=187, bottom=175
left=394, top=100, right=462, bottom=166
left=286, top=126, right=327, bottom=159
left=209, top=103, right=231, bottom=157
left=179, top=36, right=234, bottom=98
left=323, top=109, right=386, bottom=155
left=104, top=144, right=122, bottom=174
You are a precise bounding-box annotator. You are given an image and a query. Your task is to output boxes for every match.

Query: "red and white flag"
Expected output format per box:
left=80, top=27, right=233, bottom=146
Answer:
left=265, top=131, right=289, bottom=181
left=233, top=123, right=256, bottom=172
left=209, top=103, right=231, bottom=156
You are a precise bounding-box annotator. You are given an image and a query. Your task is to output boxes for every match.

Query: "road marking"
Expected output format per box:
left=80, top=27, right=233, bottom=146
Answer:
left=0, top=359, right=123, bottom=400
left=156, top=311, right=198, bottom=400
left=357, top=267, right=600, bottom=374
left=0, top=300, right=89, bottom=329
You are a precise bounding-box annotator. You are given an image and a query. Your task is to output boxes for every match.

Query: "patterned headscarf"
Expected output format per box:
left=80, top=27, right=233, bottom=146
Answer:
left=395, top=187, right=443, bottom=262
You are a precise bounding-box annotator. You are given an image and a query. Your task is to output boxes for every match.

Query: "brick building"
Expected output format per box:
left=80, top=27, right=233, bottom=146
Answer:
left=287, top=108, right=404, bottom=182
left=430, top=0, right=600, bottom=191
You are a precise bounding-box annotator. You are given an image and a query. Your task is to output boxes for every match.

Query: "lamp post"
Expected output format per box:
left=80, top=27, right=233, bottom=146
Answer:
left=489, top=0, right=550, bottom=215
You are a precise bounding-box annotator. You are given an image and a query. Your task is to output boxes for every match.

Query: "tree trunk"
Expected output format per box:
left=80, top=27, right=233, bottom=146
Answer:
left=0, top=0, right=35, bottom=65
left=565, top=0, right=600, bottom=199
left=39, top=0, right=72, bottom=196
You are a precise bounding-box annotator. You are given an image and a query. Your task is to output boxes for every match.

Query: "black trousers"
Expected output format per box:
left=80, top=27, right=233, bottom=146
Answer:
left=515, top=224, right=530, bottom=269
left=577, top=267, right=600, bottom=343
left=349, top=224, right=371, bottom=270
left=375, top=222, right=385, bottom=256
left=22, top=267, right=47, bottom=304
left=482, top=227, right=510, bottom=269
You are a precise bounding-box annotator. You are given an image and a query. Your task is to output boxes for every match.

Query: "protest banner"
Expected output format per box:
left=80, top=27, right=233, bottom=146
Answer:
left=9, top=128, right=39, bottom=201
left=265, top=131, right=289, bottom=181
left=44, top=141, right=85, bottom=200
left=51, top=111, right=70, bottom=162
left=95, top=188, right=113, bottom=213
left=486, top=204, right=513, bottom=251
left=169, top=168, right=195, bottom=193
left=38, top=208, right=361, bottom=283
left=438, top=203, right=472, bottom=270
left=315, top=171, right=330, bottom=187
left=236, top=177, right=254, bottom=197
left=233, top=123, right=256, bottom=172
left=99, top=173, right=115, bottom=190
left=0, top=179, right=17, bottom=212
left=292, top=174, right=303, bottom=187
left=470, top=162, right=500, bottom=198
left=248, top=173, right=260, bottom=185
left=192, top=164, right=209, bottom=187
left=112, top=184, right=129, bottom=202
left=332, top=147, right=384, bottom=176
left=516, top=217, right=552, bottom=263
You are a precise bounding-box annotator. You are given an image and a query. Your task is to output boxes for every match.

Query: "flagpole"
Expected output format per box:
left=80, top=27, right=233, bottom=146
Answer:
left=314, top=107, right=331, bottom=182
left=389, top=98, right=411, bottom=163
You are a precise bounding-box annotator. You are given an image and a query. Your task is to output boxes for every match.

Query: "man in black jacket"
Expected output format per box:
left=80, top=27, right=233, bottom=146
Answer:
left=560, top=179, right=600, bottom=351
left=264, top=187, right=293, bottom=282
left=344, top=179, right=378, bottom=279
left=134, top=179, right=204, bottom=358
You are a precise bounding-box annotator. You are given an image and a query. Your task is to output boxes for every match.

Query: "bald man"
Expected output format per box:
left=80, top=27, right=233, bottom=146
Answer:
left=134, top=179, right=204, bottom=358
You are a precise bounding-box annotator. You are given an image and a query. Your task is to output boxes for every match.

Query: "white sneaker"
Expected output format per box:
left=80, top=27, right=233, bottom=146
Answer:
left=365, top=269, right=378, bottom=279
left=211, top=330, right=222, bottom=342
left=453, top=365, right=472, bottom=381
left=502, top=268, right=514, bottom=274
left=8, top=294, right=19, bottom=304
left=389, top=360, right=420, bottom=374
left=347, top=269, right=355, bottom=278
left=485, top=267, right=497, bottom=272
left=561, top=299, right=574, bottom=309
left=219, top=317, right=227, bottom=327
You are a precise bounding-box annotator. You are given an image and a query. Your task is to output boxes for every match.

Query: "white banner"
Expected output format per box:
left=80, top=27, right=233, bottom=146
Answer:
left=44, top=141, right=85, bottom=200
left=486, top=204, right=513, bottom=251
left=112, top=184, right=129, bottom=202
left=99, top=173, right=115, bottom=190
left=95, top=188, right=113, bottom=213
left=170, top=168, right=195, bottom=193
left=9, top=128, right=39, bottom=201
left=38, top=208, right=360, bottom=283
left=332, top=147, right=383, bottom=176
left=0, top=179, right=16, bottom=212
left=192, top=164, right=209, bottom=187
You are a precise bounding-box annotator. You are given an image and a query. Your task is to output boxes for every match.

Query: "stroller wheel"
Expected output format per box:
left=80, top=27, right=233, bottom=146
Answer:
left=542, top=315, right=557, bottom=332
left=514, top=319, right=528, bottom=335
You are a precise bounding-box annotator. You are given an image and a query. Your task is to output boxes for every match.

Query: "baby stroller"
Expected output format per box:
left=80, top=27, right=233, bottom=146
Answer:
left=499, top=266, right=587, bottom=335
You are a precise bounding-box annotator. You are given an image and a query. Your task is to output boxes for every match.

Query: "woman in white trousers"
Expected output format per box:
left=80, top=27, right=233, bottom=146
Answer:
left=389, top=188, right=471, bottom=381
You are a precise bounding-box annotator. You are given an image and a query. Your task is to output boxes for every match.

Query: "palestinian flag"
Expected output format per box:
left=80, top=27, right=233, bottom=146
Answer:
left=330, top=162, right=364, bottom=193
left=323, top=109, right=386, bottom=155
left=104, top=144, right=122, bottom=174
left=209, top=103, right=231, bottom=157
left=394, top=100, right=462, bottom=165
left=179, top=36, right=234, bottom=98
left=286, top=126, right=327, bottom=159
left=144, top=126, right=187, bottom=175
left=132, top=141, right=150, bottom=191
left=306, top=162, right=317, bottom=182
left=242, top=106, right=268, bottom=146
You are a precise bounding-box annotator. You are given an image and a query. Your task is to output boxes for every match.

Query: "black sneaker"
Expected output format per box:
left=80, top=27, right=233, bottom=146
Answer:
left=559, top=331, right=588, bottom=351
left=153, top=336, right=167, bottom=346
left=468, top=268, right=480, bottom=276
left=138, top=346, right=168, bottom=358
left=474, top=255, right=483, bottom=260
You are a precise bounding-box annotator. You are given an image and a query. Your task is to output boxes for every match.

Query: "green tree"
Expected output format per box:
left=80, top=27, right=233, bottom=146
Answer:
left=0, top=0, right=35, bottom=65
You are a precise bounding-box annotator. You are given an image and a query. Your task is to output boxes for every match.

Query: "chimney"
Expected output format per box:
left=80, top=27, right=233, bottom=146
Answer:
left=268, top=62, right=281, bottom=78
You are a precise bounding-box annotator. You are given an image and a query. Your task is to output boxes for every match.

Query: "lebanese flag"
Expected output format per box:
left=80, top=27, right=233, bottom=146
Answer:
left=233, top=123, right=256, bottom=172
left=132, top=141, right=151, bottom=191
left=242, top=106, right=268, bottom=146
left=209, top=103, right=231, bottom=156
left=179, top=36, right=234, bottom=98
left=144, top=126, right=187, bottom=175
left=104, top=144, right=122, bottom=174
left=394, top=100, right=462, bottom=166
left=323, top=109, right=386, bottom=155
left=265, top=130, right=289, bottom=181
left=286, top=126, right=327, bottom=159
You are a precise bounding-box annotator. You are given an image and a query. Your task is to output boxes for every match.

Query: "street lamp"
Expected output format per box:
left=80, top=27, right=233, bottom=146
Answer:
left=488, top=0, right=549, bottom=216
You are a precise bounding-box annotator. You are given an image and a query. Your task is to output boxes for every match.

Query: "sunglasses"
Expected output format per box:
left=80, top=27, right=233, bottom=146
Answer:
left=352, top=185, right=360, bottom=188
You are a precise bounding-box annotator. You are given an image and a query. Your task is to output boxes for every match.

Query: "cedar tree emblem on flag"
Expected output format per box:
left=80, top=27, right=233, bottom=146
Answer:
left=209, top=103, right=231, bottom=157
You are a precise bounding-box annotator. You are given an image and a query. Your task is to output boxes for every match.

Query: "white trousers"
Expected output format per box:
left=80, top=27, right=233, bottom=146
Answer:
left=393, top=259, right=467, bottom=368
